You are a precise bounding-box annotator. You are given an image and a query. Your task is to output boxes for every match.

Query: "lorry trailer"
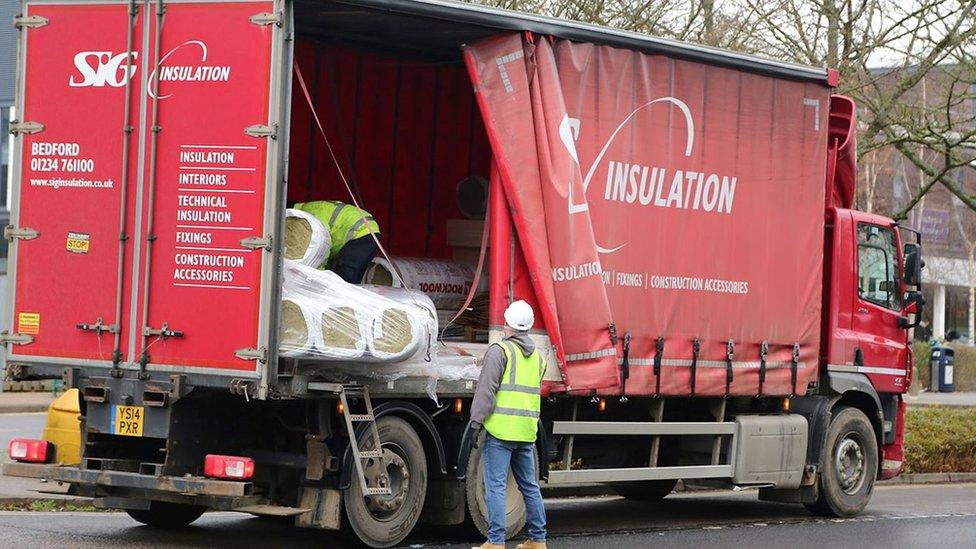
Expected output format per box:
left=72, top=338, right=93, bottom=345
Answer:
left=3, top=0, right=923, bottom=546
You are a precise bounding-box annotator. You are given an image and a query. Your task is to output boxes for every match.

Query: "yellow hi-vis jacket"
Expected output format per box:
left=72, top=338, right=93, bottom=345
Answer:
left=294, top=200, right=380, bottom=260
left=483, top=340, right=545, bottom=443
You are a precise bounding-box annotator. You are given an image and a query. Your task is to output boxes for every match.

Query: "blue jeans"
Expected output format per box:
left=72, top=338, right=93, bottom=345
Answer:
left=482, top=433, right=547, bottom=544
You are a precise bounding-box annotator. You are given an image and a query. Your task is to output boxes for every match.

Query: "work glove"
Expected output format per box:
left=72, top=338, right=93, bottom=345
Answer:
left=467, top=422, right=483, bottom=450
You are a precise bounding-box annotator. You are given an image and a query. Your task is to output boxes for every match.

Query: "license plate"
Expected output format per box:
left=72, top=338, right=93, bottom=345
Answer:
left=113, top=405, right=144, bottom=437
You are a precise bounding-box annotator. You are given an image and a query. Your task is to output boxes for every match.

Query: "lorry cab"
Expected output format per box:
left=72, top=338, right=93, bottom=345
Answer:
left=823, top=207, right=922, bottom=479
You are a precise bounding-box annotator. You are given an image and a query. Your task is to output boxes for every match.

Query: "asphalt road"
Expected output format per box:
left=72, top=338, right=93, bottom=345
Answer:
left=0, top=483, right=972, bottom=548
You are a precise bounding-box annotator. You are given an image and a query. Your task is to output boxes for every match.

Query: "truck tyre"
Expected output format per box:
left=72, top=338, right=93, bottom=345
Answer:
left=344, top=416, right=428, bottom=548
left=804, top=406, right=878, bottom=517
left=464, top=433, right=530, bottom=540
left=125, top=501, right=206, bottom=528
left=610, top=479, right=678, bottom=502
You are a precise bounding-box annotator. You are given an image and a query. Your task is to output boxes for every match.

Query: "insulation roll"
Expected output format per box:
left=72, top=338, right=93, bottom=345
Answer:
left=279, top=294, right=320, bottom=358
left=284, top=208, right=331, bottom=267
left=360, top=285, right=436, bottom=362
left=362, top=285, right=439, bottom=333
left=369, top=306, right=424, bottom=361
left=363, top=257, right=486, bottom=309
left=317, top=304, right=368, bottom=360
left=281, top=262, right=438, bottom=363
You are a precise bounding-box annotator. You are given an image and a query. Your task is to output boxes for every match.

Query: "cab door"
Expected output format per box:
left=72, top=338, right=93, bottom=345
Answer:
left=850, top=218, right=909, bottom=392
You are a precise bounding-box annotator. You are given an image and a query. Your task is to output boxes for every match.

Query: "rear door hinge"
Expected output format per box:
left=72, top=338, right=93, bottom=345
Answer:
left=249, top=11, right=280, bottom=26
left=4, top=225, right=39, bottom=241
left=13, top=15, right=49, bottom=29
left=0, top=331, right=34, bottom=346
left=245, top=124, right=277, bottom=139
left=235, top=347, right=267, bottom=362
left=9, top=121, right=44, bottom=135
left=240, top=235, right=272, bottom=251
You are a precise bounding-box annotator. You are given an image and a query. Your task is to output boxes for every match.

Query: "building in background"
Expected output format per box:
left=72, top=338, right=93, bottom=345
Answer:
left=857, top=68, right=976, bottom=344
left=908, top=182, right=976, bottom=344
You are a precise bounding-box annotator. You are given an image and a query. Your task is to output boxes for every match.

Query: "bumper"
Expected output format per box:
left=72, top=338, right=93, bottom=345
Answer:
left=3, top=462, right=261, bottom=509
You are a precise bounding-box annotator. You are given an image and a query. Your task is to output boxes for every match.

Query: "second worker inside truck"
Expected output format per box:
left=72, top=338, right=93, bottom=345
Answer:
left=292, top=200, right=380, bottom=283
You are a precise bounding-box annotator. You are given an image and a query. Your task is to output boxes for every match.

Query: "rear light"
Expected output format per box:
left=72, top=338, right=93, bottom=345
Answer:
left=204, top=454, right=254, bottom=480
left=8, top=439, right=52, bottom=463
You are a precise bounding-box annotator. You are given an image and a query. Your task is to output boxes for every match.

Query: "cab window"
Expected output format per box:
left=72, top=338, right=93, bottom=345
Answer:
left=857, top=223, right=900, bottom=310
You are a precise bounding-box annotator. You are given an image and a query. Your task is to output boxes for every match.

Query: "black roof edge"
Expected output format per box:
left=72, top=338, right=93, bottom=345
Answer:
left=325, top=0, right=831, bottom=85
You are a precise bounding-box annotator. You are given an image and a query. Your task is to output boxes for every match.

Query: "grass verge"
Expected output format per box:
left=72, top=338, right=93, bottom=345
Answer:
left=0, top=500, right=99, bottom=512
left=904, top=406, right=976, bottom=474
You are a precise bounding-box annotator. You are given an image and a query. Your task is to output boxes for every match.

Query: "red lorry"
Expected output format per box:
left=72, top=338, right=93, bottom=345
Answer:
left=4, top=0, right=923, bottom=546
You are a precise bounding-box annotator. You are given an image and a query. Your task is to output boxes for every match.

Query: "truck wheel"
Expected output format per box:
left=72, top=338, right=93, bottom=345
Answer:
left=804, top=406, right=878, bottom=517
left=464, top=434, right=530, bottom=540
left=125, top=501, right=206, bottom=528
left=610, top=479, right=678, bottom=502
left=344, top=416, right=428, bottom=548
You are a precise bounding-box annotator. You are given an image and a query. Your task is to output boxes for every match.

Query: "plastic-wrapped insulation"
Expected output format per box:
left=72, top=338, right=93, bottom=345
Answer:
left=283, top=208, right=331, bottom=268
left=280, top=262, right=436, bottom=363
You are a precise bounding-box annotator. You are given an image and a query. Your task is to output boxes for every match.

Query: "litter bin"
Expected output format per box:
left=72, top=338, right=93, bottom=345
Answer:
left=929, top=346, right=955, bottom=392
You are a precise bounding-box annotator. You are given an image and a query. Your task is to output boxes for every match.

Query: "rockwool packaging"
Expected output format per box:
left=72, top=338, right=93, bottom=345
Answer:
left=283, top=208, right=331, bottom=268
left=364, top=256, right=486, bottom=309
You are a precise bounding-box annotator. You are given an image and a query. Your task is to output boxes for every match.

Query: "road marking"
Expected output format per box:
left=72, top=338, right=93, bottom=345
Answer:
left=692, top=511, right=976, bottom=533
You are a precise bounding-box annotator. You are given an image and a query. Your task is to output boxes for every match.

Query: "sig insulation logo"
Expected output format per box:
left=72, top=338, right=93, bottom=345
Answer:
left=561, top=97, right=740, bottom=255
left=69, top=40, right=232, bottom=98
left=69, top=51, right=138, bottom=88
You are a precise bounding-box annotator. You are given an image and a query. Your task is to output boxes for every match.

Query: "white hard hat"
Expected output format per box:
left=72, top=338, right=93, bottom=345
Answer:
left=504, top=300, right=534, bottom=331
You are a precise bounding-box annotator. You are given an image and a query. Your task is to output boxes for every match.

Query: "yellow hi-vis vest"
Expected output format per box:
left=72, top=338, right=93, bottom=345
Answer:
left=483, top=340, right=545, bottom=443
left=294, top=200, right=380, bottom=260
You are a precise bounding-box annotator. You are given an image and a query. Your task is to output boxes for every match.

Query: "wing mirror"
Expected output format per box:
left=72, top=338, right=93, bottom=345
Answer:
left=903, top=242, right=922, bottom=287
left=899, top=290, right=925, bottom=328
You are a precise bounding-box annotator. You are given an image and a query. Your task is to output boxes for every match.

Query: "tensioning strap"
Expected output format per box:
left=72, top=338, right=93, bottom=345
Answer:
left=293, top=62, right=404, bottom=287
left=439, top=181, right=491, bottom=343
left=758, top=340, right=768, bottom=397
left=653, top=337, right=664, bottom=396
left=725, top=340, right=735, bottom=396
left=790, top=343, right=800, bottom=396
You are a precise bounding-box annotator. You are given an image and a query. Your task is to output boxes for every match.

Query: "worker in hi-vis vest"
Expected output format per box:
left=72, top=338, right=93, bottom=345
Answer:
left=293, top=200, right=380, bottom=283
left=467, top=300, right=548, bottom=549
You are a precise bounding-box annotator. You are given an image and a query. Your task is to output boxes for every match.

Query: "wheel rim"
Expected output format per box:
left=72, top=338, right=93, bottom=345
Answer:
left=362, top=443, right=410, bottom=519
left=834, top=433, right=866, bottom=495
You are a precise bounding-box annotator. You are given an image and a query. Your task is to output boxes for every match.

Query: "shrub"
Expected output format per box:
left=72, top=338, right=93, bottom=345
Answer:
left=948, top=344, right=976, bottom=392
left=913, top=340, right=931, bottom=389
left=904, top=407, right=976, bottom=473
